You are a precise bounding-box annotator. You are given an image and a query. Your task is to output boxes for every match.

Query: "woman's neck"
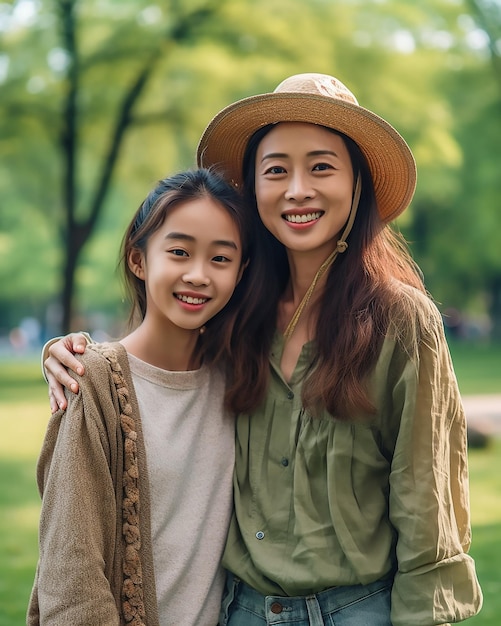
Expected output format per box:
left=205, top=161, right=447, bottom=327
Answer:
left=120, top=322, right=201, bottom=371
left=277, top=263, right=323, bottom=342
left=285, top=247, right=333, bottom=307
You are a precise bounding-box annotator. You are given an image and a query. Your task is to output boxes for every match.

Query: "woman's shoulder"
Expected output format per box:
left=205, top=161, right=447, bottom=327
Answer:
left=395, top=281, right=439, bottom=315
left=388, top=281, right=445, bottom=346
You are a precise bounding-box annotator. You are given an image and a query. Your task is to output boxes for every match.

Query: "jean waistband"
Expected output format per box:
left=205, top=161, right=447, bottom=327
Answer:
left=232, top=575, right=393, bottom=615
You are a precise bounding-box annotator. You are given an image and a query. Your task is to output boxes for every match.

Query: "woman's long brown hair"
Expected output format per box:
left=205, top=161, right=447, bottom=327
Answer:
left=236, top=124, right=428, bottom=419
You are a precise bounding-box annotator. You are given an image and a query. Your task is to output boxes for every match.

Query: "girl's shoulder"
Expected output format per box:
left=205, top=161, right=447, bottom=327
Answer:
left=77, top=341, right=126, bottom=365
left=73, top=341, right=129, bottom=388
left=87, top=341, right=126, bottom=362
left=67, top=342, right=136, bottom=432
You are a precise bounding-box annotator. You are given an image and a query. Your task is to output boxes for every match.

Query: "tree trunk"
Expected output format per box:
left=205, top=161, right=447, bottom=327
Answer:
left=53, top=1, right=220, bottom=333
left=59, top=0, right=79, bottom=333
left=61, top=237, right=80, bottom=333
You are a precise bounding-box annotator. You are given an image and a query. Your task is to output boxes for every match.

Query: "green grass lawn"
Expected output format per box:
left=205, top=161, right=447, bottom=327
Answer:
left=467, top=440, right=501, bottom=625
left=0, top=343, right=499, bottom=625
left=0, top=360, right=48, bottom=626
left=448, top=339, right=501, bottom=395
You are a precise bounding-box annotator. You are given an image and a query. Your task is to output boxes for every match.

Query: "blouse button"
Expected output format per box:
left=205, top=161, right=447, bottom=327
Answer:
left=287, top=391, right=294, bottom=400
left=255, top=531, right=265, bottom=540
left=281, top=457, right=289, bottom=467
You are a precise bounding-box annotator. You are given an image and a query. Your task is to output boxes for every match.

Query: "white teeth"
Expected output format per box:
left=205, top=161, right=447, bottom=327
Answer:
left=284, top=212, right=322, bottom=223
left=177, top=295, right=208, bottom=305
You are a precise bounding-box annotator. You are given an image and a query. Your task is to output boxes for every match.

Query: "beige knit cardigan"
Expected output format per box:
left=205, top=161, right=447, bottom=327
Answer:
left=28, top=342, right=160, bottom=625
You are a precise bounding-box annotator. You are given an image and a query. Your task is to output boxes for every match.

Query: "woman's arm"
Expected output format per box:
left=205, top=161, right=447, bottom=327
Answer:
left=388, top=306, right=482, bottom=626
left=42, top=333, right=93, bottom=412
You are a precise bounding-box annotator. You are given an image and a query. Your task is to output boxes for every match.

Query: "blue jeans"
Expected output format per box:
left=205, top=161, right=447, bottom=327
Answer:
left=219, top=573, right=392, bottom=626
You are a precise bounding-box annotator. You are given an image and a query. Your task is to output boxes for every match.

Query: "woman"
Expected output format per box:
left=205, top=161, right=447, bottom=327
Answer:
left=44, top=73, right=483, bottom=625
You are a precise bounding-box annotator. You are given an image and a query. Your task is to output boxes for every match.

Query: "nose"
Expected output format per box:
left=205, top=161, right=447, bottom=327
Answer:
left=284, top=171, right=315, bottom=201
left=182, top=261, right=210, bottom=287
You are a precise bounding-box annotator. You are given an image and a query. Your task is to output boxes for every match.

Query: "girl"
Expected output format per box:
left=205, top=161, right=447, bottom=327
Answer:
left=29, top=168, right=257, bottom=626
left=43, top=74, right=483, bottom=625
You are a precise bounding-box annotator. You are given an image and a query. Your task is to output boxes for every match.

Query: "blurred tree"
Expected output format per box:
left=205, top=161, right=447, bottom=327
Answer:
left=466, top=0, right=501, bottom=89
left=457, top=0, right=501, bottom=339
left=0, top=0, right=499, bottom=339
left=399, top=0, right=501, bottom=339
left=2, top=0, right=237, bottom=333
left=371, top=0, right=501, bottom=340
left=1, top=0, right=341, bottom=334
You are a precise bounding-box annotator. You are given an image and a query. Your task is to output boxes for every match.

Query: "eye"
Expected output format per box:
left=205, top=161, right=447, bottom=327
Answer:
left=264, top=165, right=286, bottom=175
left=312, top=162, right=335, bottom=172
left=169, top=248, right=189, bottom=257
left=212, top=255, right=231, bottom=263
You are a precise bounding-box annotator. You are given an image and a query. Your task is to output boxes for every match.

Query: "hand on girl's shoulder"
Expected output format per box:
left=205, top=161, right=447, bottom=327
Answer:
left=69, top=342, right=125, bottom=387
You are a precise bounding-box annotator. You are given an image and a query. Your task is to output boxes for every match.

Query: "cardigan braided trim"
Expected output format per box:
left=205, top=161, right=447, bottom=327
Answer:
left=91, top=343, right=146, bottom=626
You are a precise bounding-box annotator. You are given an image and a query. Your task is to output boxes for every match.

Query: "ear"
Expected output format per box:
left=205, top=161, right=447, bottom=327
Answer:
left=128, top=248, right=145, bottom=280
left=236, top=259, right=250, bottom=285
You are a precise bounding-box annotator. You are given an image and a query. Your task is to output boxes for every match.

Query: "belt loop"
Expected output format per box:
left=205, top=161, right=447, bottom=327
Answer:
left=219, top=572, right=240, bottom=626
left=305, top=594, right=324, bottom=625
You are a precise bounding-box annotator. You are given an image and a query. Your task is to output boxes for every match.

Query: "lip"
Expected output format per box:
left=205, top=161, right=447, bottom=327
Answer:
left=175, top=292, right=211, bottom=308
left=281, top=209, right=324, bottom=228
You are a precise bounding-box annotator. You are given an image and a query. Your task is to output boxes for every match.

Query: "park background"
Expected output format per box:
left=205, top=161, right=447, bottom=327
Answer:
left=0, top=0, right=500, bottom=624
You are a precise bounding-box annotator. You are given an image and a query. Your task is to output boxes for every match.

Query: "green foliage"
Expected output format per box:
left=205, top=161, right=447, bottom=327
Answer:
left=1, top=0, right=501, bottom=335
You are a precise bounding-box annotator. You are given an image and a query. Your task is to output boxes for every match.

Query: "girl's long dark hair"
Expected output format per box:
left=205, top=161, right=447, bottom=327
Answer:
left=239, top=124, right=427, bottom=419
left=120, top=168, right=262, bottom=414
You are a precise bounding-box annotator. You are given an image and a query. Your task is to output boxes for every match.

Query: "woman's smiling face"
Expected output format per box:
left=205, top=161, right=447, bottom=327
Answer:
left=254, top=122, right=354, bottom=259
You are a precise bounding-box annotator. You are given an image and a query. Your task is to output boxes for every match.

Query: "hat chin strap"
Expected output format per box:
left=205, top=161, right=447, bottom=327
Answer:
left=283, top=173, right=361, bottom=342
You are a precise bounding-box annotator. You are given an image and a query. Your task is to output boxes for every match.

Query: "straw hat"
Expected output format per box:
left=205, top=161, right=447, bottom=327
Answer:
left=197, top=73, right=416, bottom=222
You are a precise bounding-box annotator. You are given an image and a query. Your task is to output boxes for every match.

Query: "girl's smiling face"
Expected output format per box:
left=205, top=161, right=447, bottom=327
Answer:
left=130, top=195, right=243, bottom=336
left=255, top=122, right=354, bottom=260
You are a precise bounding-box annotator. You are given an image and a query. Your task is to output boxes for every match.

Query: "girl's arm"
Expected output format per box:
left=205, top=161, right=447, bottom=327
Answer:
left=29, top=352, right=121, bottom=625
left=42, top=333, right=93, bottom=412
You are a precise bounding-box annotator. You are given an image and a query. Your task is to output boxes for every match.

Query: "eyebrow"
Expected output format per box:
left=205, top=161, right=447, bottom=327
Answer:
left=165, top=232, right=238, bottom=250
left=260, top=149, right=339, bottom=162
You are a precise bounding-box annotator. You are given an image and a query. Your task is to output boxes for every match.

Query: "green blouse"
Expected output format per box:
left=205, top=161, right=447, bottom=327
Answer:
left=223, top=296, right=482, bottom=626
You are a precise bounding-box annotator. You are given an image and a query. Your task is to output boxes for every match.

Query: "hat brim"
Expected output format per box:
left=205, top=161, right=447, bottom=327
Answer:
left=197, top=92, right=416, bottom=222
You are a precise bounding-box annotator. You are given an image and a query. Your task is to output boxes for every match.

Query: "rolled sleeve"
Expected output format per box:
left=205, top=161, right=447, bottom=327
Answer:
left=389, top=310, right=482, bottom=625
